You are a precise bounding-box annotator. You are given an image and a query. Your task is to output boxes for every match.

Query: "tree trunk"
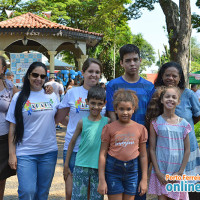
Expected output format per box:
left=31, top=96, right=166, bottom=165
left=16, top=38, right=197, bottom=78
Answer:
left=159, top=0, right=192, bottom=85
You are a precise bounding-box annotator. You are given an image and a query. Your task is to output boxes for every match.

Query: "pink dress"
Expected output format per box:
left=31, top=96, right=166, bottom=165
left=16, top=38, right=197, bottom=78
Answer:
left=148, top=115, right=192, bottom=200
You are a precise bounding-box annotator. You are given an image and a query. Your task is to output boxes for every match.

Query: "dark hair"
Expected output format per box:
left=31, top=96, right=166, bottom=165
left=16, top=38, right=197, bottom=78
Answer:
left=113, top=89, right=138, bottom=110
left=154, top=62, right=185, bottom=89
left=82, top=58, right=103, bottom=73
left=66, top=78, right=73, bottom=88
left=87, top=85, right=106, bottom=102
left=119, top=44, right=140, bottom=61
left=0, top=56, right=7, bottom=74
left=146, top=86, right=181, bottom=128
left=14, top=62, right=47, bottom=144
left=191, top=84, right=197, bottom=89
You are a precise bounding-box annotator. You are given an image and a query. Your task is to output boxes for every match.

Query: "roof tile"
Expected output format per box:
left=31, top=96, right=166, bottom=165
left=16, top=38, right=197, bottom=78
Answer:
left=0, top=12, right=103, bottom=37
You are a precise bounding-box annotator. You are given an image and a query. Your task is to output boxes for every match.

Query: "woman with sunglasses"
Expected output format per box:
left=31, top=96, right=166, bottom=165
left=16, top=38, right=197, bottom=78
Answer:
left=6, top=62, right=59, bottom=200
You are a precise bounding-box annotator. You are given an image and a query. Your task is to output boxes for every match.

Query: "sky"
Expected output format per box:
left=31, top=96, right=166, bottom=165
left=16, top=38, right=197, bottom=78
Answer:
left=128, top=0, right=200, bottom=72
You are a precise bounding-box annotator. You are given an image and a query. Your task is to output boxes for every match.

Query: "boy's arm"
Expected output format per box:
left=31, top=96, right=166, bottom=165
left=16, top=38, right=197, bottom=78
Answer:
left=138, top=142, right=148, bottom=196
left=97, top=142, right=109, bottom=195
left=174, top=134, right=190, bottom=175
left=107, top=111, right=117, bottom=122
left=63, top=119, right=83, bottom=180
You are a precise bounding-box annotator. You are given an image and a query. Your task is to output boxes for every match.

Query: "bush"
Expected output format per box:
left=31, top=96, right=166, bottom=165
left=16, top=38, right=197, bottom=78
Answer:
left=194, top=121, right=200, bottom=144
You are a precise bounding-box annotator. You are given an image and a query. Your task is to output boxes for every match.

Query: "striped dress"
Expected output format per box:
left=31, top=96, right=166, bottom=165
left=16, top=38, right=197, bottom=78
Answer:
left=148, top=115, right=192, bottom=200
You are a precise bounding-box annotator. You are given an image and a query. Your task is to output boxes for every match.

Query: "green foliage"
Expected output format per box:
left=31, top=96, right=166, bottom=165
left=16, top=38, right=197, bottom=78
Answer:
left=190, top=37, right=200, bottom=72
left=156, top=45, right=170, bottom=67
left=191, top=37, right=200, bottom=63
left=194, top=121, right=200, bottom=144
left=0, top=0, right=22, bottom=21
left=126, top=0, right=158, bottom=20
left=132, top=33, right=155, bottom=73
left=0, top=0, right=156, bottom=80
left=192, top=0, right=200, bottom=32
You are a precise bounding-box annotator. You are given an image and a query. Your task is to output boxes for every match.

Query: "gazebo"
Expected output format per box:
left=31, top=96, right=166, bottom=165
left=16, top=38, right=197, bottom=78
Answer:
left=0, top=12, right=103, bottom=76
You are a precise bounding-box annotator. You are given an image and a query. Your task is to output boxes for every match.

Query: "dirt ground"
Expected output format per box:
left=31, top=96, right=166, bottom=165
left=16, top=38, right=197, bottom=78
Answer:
left=4, top=126, right=157, bottom=200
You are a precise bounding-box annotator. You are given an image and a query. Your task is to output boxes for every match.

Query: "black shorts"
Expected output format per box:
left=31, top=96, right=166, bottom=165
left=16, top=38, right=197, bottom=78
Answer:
left=0, top=134, right=16, bottom=180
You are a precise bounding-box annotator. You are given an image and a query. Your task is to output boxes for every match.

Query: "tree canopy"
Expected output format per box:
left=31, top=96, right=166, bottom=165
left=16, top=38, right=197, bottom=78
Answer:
left=0, top=0, right=156, bottom=80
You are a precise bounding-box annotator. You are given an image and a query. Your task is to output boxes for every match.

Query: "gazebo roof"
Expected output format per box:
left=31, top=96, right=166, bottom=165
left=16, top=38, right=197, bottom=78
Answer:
left=0, top=12, right=103, bottom=37
left=0, top=12, right=103, bottom=48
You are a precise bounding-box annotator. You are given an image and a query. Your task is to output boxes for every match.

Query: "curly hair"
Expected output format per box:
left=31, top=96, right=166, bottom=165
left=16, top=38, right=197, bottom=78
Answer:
left=146, top=86, right=181, bottom=129
left=113, top=89, right=139, bottom=111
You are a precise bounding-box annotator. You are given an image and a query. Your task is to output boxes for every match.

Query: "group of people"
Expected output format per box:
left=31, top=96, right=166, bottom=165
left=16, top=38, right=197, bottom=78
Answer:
left=0, top=43, right=199, bottom=200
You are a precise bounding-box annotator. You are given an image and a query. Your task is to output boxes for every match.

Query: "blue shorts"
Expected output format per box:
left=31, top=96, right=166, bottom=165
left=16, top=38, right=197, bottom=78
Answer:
left=105, top=154, right=139, bottom=196
left=63, top=150, right=77, bottom=173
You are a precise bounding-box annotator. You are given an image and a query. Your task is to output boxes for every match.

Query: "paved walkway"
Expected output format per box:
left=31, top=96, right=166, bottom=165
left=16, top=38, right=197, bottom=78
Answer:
left=4, top=126, right=157, bottom=200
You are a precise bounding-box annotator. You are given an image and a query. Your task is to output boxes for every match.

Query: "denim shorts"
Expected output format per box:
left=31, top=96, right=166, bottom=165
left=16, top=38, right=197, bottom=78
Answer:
left=63, top=150, right=77, bottom=173
left=105, top=154, right=139, bottom=196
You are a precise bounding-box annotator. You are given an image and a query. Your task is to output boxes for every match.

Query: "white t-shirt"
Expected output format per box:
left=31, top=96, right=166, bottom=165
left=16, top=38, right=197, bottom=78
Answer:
left=59, top=86, right=106, bottom=152
left=195, top=90, right=200, bottom=100
left=45, top=81, right=64, bottom=100
left=6, top=89, right=59, bottom=156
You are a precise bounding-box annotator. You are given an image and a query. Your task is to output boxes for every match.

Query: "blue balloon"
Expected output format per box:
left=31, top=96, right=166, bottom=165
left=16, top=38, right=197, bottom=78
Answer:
left=64, top=74, right=68, bottom=79
left=75, top=72, right=78, bottom=76
left=70, top=70, right=75, bottom=75
left=71, top=75, right=75, bottom=79
left=47, top=73, right=50, bottom=77
left=78, top=71, right=82, bottom=75
left=61, top=70, right=65, bottom=74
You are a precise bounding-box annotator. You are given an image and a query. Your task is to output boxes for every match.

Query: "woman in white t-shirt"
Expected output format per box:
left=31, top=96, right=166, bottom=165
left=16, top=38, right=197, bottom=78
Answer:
left=6, top=62, right=59, bottom=200
left=55, top=58, right=106, bottom=199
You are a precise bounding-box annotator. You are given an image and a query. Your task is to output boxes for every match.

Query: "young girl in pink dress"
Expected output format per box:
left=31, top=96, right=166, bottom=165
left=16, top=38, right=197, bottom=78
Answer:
left=147, top=86, right=191, bottom=200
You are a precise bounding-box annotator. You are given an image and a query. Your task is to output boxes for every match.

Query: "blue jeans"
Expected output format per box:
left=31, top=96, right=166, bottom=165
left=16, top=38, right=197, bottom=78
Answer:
left=63, top=150, right=77, bottom=173
left=105, top=154, right=138, bottom=196
left=17, top=151, right=58, bottom=200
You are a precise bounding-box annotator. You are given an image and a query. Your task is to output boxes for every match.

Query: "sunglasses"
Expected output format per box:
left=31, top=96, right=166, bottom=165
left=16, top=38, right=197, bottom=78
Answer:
left=30, top=73, right=47, bottom=79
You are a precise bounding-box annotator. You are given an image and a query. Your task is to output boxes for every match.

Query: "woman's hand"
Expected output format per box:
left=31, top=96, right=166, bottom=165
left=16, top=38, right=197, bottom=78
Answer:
left=44, top=85, right=54, bottom=94
left=8, top=154, right=17, bottom=170
left=63, top=165, right=72, bottom=181
left=156, top=171, right=168, bottom=185
left=138, top=178, right=147, bottom=196
left=97, top=180, right=107, bottom=195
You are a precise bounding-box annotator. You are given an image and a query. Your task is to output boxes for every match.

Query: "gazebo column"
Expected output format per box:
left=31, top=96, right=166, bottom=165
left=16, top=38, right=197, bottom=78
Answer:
left=48, top=51, right=57, bottom=78
left=77, top=55, right=88, bottom=71
left=0, top=50, right=5, bottom=56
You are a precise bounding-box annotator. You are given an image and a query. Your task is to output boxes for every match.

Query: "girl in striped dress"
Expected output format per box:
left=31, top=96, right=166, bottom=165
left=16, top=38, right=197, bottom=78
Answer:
left=147, top=86, right=191, bottom=200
